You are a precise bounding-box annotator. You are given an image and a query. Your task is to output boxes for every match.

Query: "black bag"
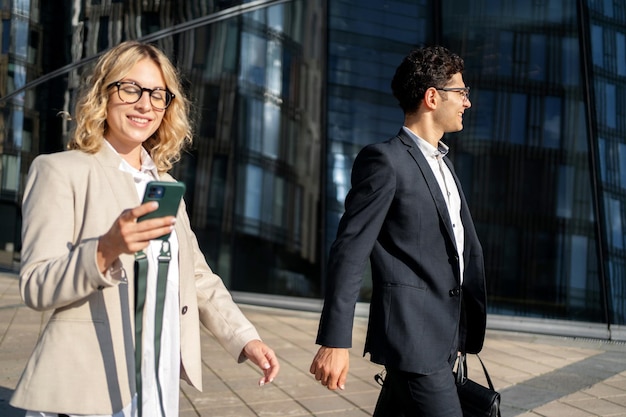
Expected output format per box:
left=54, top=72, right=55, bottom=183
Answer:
left=455, top=353, right=501, bottom=417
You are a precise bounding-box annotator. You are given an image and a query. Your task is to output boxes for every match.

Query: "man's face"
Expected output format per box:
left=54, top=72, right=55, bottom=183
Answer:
left=433, top=72, right=471, bottom=133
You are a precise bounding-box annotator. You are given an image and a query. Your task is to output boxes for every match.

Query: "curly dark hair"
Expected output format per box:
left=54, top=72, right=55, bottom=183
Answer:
left=391, top=45, right=464, bottom=114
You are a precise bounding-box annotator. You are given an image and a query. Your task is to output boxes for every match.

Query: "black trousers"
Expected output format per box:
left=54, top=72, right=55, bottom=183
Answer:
left=373, top=363, right=462, bottom=417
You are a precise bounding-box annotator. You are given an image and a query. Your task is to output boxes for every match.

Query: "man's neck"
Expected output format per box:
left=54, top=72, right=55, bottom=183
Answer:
left=404, top=113, right=442, bottom=148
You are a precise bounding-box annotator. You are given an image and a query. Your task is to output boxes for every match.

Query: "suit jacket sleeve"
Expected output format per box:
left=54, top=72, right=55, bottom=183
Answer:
left=316, top=144, right=396, bottom=348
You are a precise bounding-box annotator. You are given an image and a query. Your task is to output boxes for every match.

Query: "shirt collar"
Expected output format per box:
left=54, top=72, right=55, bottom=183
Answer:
left=103, top=140, right=159, bottom=182
left=402, top=126, right=450, bottom=160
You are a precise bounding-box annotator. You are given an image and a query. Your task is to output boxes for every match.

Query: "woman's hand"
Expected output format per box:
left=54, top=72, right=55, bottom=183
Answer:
left=96, top=201, right=176, bottom=272
left=242, top=340, right=280, bottom=386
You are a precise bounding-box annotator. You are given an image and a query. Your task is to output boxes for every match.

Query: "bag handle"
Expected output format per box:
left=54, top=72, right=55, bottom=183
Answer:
left=456, top=353, right=496, bottom=391
left=134, top=240, right=170, bottom=417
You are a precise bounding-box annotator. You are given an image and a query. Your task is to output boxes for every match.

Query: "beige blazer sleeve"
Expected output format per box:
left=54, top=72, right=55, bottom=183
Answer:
left=19, top=150, right=134, bottom=311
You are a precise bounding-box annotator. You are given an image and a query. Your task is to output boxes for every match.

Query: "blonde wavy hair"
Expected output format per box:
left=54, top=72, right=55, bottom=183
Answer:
left=68, top=40, right=192, bottom=173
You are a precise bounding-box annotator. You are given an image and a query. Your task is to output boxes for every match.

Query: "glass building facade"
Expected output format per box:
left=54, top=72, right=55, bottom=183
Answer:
left=0, top=0, right=624, bottom=339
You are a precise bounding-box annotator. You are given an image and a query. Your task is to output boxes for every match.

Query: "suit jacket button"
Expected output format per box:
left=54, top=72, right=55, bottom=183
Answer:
left=97, top=285, right=105, bottom=291
left=181, top=306, right=188, bottom=315
left=449, top=288, right=460, bottom=297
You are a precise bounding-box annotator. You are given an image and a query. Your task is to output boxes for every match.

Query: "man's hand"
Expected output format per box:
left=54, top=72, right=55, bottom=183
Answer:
left=310, top=346, right=350, bottom=390
left=242, top=340, right=280, bottom=386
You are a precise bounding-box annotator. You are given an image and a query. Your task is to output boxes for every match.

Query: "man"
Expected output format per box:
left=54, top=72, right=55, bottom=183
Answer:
left=309, top=45, right=487, bottom=416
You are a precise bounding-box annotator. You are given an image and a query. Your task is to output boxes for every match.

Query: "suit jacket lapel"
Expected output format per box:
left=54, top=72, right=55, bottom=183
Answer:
left=399, top=131, right=457, bottom=248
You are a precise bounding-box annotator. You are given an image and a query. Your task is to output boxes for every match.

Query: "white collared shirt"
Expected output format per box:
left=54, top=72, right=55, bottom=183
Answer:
left=403, top=127, right=465, bottom=283
left=28, top=142, right=181, bottom=417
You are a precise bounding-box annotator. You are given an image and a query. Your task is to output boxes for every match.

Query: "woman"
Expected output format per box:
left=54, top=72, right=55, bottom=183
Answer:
left=11, top=40, right=279, bottom=417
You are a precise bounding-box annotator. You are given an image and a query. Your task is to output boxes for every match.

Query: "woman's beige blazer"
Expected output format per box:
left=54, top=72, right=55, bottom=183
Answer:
left=10, top=145, right=260, bottom=414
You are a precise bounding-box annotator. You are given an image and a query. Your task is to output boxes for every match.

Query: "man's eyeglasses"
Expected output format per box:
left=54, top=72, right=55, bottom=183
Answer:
left=108, top=81, right=175, bottom=110
left=436, top=86, right=470, bottom=102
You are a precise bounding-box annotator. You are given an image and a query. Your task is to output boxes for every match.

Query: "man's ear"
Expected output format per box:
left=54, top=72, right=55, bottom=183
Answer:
left=424, top=87, right=438, bottom=110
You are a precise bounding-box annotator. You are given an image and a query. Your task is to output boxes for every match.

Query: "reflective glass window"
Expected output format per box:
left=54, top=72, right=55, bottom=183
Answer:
left=617, top=32, right=626, bottom=76
left=240, top=32, right=266, bottom=87
left=603, top=0, right=614, bottom=17
left=605, top=196, right=624, bottom=250
left=1, top=155, right=19, bottom=192
left=13, top=0, right=30, bottom=15
left=472, top=90, right=495, bottom=141
left=608, top=260, right=626, bottom=323
left=268, top=4, right=284, bottom=31
left=591, top=25, right=604, bottom=67
left=1, top=19, right=9, bottom=54
left=262, top=101, right=280, bottom=159
left=266, top=40, right=282, bottom=96
left=568, top=235, right=589, bottom=308
left=246, top=98, right=263, bottom=153
left=599, top=137, right=607, bottom=181
left=557, top=165, right=574, bottom=219
left=243, top=164, right=263, bottom=222
left=8, top=63, right=26, bottom=105
left=12, top=17, right=28, bottom=59
left=293, top=186, right=302, bottom=242
left=600, top=83, right=617, bottom=128
left=562, top=37, right=580, bottom=86
left=619, top=143, right=626, bottom=189
left=273, top=176, right=285, bottom=228
left=10, top=110, right=23, bottom=149
left=509, top=93, right=527, bottom=144
left=543, top=96, right=561, bottom=149
left=208, top=157, right=227, bottom=215
left=529, top=34, right=546, bottom=81
left=498, top=32, right=513, bottom=77
left=261, top=170, right=274, bottom=225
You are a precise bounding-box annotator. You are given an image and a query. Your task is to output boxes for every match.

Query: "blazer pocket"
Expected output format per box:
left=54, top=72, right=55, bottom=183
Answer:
left=382, top=284, right=426, bottom=349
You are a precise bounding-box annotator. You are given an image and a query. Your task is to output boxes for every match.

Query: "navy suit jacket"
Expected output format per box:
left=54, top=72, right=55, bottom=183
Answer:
left=316, top=129, right=487, bottom=374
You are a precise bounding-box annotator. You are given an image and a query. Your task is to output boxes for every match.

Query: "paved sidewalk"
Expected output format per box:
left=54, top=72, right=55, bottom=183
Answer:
left=1, top=270, right=626, bottom=416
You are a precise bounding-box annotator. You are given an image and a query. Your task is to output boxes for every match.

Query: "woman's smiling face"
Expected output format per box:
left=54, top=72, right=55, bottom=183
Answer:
left=104, top=58, right=167, bottom=154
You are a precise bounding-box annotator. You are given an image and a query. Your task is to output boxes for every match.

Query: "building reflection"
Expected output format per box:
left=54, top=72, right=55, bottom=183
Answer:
left=1, top=0, right=625, bottom=335
left=0, top=0, right=324, bottom=297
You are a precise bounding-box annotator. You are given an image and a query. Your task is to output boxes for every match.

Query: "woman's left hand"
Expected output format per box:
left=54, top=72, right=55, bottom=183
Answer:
left=242, top=340, right=280, bottom=386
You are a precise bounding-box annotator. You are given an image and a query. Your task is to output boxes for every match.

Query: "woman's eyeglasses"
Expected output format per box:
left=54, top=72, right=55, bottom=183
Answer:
left=108, top=81, right=175, bottom=110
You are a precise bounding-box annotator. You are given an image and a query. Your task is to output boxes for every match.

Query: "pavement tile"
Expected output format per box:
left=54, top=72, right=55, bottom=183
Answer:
left=532, top=401, right=597, bottom=416
left=190, top=404, right=258, bottom=417
left=565, top=398, right=626, bottom=416
left=248, top=398, right=311, bottom=416
left=583, top=382, right=626, bottom=398
left=298, top=394, right=363, bottom=413
left=608, top=395, right=626, bottom=407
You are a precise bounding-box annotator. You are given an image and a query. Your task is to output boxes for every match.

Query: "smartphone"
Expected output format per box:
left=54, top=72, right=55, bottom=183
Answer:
left=138, top=181, right=186, bottom=240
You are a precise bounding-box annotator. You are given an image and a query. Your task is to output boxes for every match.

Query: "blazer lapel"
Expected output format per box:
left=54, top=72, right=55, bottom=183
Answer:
left=93, top=145, right=142, bottom=212
left=400, top=132, right=457, bottom=248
